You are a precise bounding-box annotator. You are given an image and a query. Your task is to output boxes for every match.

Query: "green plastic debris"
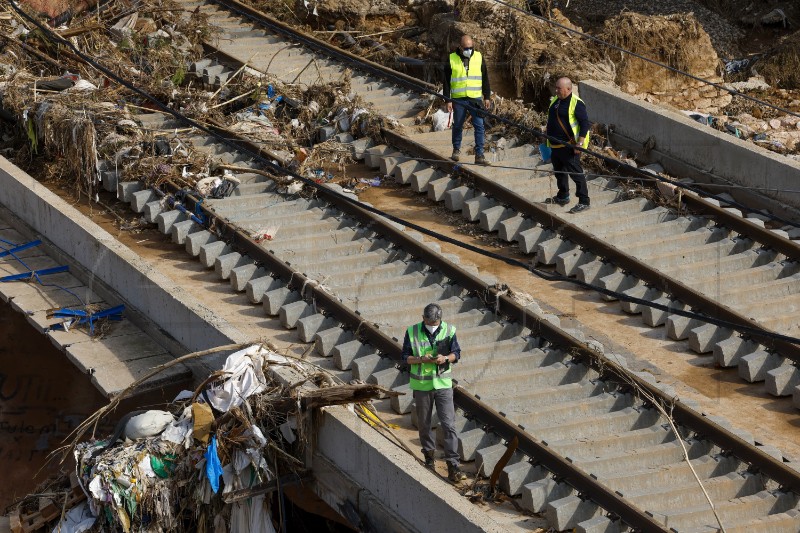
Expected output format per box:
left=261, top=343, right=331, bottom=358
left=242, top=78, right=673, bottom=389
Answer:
left=150, top=453, right=176, bottom=478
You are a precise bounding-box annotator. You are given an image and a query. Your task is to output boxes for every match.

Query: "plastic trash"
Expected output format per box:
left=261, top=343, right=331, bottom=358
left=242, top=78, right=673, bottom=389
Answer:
left=358, top=176, right=382, bottom=187
left=124, top=410, right=175, bottom=440
left=50, top=502, right=96, bottom=533
left=150, top=454, right=176, bottom=478
left=205, top=436, right=223, bottom=493
left=432, top=108, right=451, bottom=131
left=205, top=346, right=267, bottom=412
left=286, top=181, right=303, bottom=195
left=538, top=143, right=552, bottom=163
left=725, top=123, right=743, bottom=138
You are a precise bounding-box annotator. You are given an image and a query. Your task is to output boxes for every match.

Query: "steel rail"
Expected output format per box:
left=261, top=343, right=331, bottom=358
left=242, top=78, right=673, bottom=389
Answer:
left=195, top=0, right=800, bottom=364
left=21, top=0, right=799, bottom=522
left=383, top=129, right=800, bottom=361
left=157, top=182, right=669, bottom=532
left=208, top=0, right=800, bottom=255
left=175, top=9, right=800, bottom=500
left=208, top=0, right=436, bottom=94
left=154, top=122, right=800, bottom=527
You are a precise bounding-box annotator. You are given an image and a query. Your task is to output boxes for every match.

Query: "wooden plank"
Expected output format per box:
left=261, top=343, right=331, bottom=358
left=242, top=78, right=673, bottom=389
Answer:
left=65, top=332, right=168, bottom=373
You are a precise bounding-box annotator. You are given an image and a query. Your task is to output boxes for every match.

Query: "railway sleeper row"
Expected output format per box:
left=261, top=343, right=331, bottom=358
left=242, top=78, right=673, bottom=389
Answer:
left=98, top=109, right=800, bottom=532
left=359, top=134, right=800, bottom=408
left=176, top=0, right=800, bottom=410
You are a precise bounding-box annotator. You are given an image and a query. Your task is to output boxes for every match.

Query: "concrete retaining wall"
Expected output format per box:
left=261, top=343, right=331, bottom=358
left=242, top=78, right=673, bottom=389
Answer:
left=580, top=80, right=800, bottom=215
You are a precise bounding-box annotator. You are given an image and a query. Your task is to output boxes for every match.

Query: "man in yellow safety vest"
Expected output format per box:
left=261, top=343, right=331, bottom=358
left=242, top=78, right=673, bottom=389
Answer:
left=544, top=77, right=592, bottom=213
left=443, top=35, right=492, bottom=165
left=401, top=303, right=466, bottom=482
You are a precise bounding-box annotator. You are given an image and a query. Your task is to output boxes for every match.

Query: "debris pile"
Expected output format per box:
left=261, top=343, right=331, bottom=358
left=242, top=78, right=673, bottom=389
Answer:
left=3, top=345, right=394, bottom=532
left=756, top=30, right=800, bottom=91
left=600, top=12, right=732, bottom=114
left=561, top=0, right=745, bottom=58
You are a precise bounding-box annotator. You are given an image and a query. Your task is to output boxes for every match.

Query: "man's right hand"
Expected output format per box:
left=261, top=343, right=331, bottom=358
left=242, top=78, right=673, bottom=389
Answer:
left=447, top=102, right=453, bottom=113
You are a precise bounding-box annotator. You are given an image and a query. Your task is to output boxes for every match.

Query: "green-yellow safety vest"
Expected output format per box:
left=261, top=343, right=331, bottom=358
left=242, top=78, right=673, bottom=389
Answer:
left=449, top=52, right=483, bottom=99
left=546, top=94, right=591, bottom=149
left=407, top=321, right=456, bottom=391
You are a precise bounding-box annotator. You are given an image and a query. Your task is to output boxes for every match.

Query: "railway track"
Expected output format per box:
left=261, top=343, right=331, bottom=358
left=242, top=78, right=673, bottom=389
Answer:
left=103, top=106, right=800, bottom=531
left=15, top=0, right=800, bottom=530
left=180, top=0, right=800, bottom=409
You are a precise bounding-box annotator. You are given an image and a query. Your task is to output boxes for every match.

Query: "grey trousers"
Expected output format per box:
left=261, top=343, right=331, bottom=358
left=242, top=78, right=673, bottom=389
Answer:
left=414, top=387, right=460, bottom=466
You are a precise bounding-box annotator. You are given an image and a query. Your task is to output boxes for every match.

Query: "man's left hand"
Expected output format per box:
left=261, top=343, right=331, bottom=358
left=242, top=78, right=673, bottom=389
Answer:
left=435, top=355, right=449, bottom=365
left=483, top=99, right=491, bottom=110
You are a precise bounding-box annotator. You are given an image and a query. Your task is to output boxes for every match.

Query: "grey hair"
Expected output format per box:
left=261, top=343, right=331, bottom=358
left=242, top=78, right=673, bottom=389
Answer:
left=423, top=303, right=443, bottom=321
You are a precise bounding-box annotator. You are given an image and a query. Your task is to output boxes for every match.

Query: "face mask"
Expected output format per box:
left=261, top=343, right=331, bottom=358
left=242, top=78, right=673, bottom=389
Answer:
left=425, top=324, right=438, bottom=333
left=462, top=47, right=473, bottom=58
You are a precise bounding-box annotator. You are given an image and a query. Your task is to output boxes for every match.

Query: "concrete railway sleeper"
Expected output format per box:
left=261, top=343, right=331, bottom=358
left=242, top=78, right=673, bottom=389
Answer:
left=101, top=109, right=800, bottom=532
left=43, top=0, right=798, bottom=528
left=173, top=0, right=800, bottom=409
left=367, top=130, right=800, bottom=407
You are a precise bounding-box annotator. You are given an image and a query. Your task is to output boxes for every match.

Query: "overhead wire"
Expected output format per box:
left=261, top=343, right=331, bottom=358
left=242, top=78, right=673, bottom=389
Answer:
left=7, top=0, right=800, bottom=349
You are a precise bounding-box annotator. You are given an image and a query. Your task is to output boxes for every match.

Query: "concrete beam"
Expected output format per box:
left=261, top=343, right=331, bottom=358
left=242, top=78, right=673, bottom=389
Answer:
left=314, top=404, right=508, bottom=533
left=580, top=81, right=800, bottom=217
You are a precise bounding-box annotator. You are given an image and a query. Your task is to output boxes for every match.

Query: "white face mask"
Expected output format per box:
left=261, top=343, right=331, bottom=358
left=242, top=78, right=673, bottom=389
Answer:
left=425, top=324, right=438, bottom=333
left=462, top=48, right=473, bottom=58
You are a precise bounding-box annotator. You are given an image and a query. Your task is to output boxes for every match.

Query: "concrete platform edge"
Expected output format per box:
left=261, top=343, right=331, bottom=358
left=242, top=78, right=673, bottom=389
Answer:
left=581, top=80, right=800, bottom=217
left=0, top=157, right=242, bottom=369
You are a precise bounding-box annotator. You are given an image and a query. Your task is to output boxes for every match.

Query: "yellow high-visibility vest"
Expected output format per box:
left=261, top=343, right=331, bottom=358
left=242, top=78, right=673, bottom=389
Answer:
left=407, top=321, right=456, bottom=391
left=547, top=95, right=591, bottom=149
left=449, top=52, right=483, bottom=99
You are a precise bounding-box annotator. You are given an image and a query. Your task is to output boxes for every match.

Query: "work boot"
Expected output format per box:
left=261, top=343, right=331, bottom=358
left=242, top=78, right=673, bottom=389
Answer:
left=568, top=203, right=591, bottom=214
left=447, top=462, right=466, bottom=482
left=423, top=450, right=435, bottom=469
left=474, top=154, right=488, bottom=165
left=450, top=149, right=461, bottom=162
left=544, top=195, right=570, bottom=206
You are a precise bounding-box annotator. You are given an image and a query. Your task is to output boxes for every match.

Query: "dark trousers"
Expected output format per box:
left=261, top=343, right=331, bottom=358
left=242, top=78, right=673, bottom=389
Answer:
left=551, top=147, right=589, bottom=205
left=451, top=97, right=485, bottom=157
left=414, top=388, right=460, bottom=466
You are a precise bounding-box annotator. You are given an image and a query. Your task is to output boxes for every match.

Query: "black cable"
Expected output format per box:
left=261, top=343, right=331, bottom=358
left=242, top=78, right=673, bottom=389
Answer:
left=491, top=0, right=800, bottom=120
left=8, top=0, right=800, bottom=348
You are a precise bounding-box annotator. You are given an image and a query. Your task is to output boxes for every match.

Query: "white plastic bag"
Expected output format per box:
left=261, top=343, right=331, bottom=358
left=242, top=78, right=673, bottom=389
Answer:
left=432, top=108, right=452, bottom=131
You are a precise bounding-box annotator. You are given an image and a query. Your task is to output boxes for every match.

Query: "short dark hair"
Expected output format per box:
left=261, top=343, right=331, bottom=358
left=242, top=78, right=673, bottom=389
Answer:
left=423, top=303, right=442, bottom=321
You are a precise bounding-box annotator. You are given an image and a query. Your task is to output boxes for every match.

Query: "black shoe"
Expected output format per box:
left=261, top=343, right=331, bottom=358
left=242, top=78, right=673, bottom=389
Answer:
left=423, top=451, right=435, bottom=468
left=544, top=195, right=570, bottom=206
left=474, top=154, right=489, bottom=165
left=447, top=462, right=466, bottom=482
left=568, top=203, right=591, bottom=214
left=451, top=149, right=461, bottom=162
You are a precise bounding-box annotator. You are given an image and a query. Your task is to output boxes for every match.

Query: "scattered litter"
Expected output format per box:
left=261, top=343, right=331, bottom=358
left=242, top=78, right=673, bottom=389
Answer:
left=50, top=502, right=96, bottom=533
left=431, top=108, right=452, bottom=131
left=125, top=410, right=175, bottom=439
left=3, top=345, right=395, bottom=532
left=286, top=181, right=304, bottom=194
left=358, top=176, right=382, bottom=187
left=538, top=143, right=552, bottom=163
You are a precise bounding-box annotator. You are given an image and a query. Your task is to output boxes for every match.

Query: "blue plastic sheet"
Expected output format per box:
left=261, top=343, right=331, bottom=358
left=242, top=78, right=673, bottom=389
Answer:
left=205, top=435, right=223, bottom=493
left=538, top=143, right=552, bottom=162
